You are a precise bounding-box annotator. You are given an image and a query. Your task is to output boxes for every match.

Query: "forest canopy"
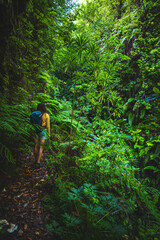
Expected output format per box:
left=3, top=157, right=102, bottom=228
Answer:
left=0, top=0, right=160, bottom=239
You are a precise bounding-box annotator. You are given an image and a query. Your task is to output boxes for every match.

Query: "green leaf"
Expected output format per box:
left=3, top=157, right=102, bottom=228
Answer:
left=144, top=166, right=159, bottom=173
left=153, top=87, right=160, bottom=94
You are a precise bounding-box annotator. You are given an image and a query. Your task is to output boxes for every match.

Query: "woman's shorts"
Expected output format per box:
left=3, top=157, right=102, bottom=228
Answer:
left=36, top=130, right=47, bottom=140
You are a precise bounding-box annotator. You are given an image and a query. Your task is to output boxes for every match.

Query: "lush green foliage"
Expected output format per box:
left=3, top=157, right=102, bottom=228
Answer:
left=0, top=0, right=160, bottom=239
left=45, top=118, right=160, bottom=239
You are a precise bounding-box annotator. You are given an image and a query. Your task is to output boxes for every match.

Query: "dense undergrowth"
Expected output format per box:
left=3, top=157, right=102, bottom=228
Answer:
left=0, top=0, right=160, bottom=239
left=0, top=96, right=160, bottom=239
left=44, top=113, right=160, bottom=240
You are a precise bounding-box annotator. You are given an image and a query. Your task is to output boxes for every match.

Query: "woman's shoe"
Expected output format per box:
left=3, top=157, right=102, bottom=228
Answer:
left=35, top=163, right=43, bottom=168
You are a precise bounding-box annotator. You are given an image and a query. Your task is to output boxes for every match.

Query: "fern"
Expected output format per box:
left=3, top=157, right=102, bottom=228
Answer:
left=0, top=101, right=31, bottom=167
left=0, top=143, right=15, bottom=164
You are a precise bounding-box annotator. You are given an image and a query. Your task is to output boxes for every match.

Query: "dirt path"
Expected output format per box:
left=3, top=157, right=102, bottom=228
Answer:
left=0, top=152, right=54, bottom=240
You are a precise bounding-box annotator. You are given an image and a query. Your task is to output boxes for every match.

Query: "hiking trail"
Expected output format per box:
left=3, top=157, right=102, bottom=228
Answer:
left=0, top=151, right=55, bottom=240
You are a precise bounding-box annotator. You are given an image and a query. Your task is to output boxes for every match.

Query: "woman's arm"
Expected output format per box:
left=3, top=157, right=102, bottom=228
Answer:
left=46, top=114, right=50, bottom=135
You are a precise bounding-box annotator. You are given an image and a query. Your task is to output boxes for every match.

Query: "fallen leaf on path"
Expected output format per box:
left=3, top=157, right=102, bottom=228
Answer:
left=0, top=219, right=9, bottom=225
left=17, top=193, right=23, bottom=198
left=17, top=182, right=22, bottom=185
left=23, top=193, right=29, bottom=197
left=24, top=224, right=28, bottom=230
left=18, top=229, right=23, bottom=236
left=24, top=203, right=29, bottom=207
left=32, top=204, right=36, bottom=208
left=35, top=232, right=40, bottom=235
left=13, top=197, right=18, bottom=202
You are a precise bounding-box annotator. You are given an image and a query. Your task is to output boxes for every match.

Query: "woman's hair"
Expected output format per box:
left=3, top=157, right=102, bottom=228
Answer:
left=37, top=103, right=47, bottom=113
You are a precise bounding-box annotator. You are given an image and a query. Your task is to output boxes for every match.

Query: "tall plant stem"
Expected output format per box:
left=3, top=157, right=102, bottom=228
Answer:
left=68, top=79, right=76, bottom=157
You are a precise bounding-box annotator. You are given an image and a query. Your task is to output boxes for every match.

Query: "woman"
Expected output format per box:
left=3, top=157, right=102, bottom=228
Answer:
left=34, top=103, right=50, bottom=168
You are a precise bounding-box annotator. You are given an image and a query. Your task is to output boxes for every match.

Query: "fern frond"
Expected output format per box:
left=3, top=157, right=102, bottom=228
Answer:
left=0, top=143, right=15, bottom=163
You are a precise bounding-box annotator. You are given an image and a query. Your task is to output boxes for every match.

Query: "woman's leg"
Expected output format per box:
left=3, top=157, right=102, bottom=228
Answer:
left=37, top=139, right=45, bottom=164
left=34, top=139, right=39, bottom=163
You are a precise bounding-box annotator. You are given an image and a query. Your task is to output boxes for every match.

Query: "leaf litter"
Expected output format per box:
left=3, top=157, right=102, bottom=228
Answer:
left=0, top=151, right=54, bottom=239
